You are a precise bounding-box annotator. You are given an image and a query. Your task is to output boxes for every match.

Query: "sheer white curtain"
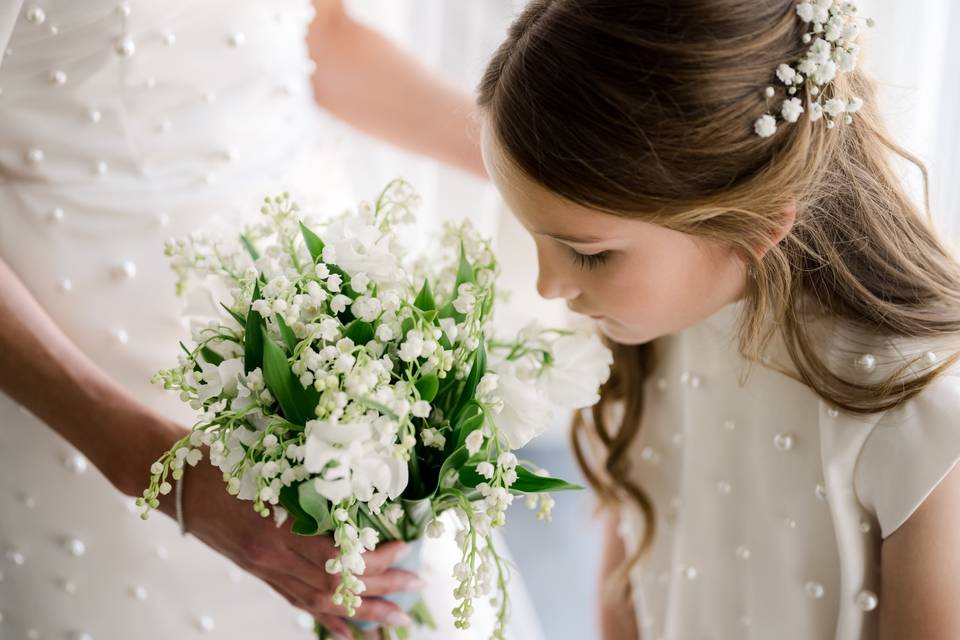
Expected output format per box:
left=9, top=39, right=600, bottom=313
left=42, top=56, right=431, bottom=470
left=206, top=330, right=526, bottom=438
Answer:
left=860, top=0, right=960, bottom=238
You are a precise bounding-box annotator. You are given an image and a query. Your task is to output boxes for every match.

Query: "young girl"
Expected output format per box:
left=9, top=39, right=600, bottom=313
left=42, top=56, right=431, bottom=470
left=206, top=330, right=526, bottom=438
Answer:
left=477, top=1, right=960, bottom=638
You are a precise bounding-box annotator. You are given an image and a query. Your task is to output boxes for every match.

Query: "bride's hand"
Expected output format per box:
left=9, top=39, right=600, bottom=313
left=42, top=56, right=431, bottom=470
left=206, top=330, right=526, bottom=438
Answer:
left=175, top=455, right=422, bottom=640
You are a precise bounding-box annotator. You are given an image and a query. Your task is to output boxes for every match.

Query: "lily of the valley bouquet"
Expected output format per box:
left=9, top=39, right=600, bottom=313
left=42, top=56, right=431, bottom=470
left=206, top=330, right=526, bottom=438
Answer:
left=140, top=180, right=612, bottom=639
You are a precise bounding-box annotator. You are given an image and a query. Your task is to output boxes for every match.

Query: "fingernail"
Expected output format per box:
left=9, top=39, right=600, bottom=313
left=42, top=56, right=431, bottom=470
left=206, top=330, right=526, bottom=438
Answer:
left=386, top=611, right=413, bottom=626
left=395, top=544, right=413, bottom=560
left=405, top=577, right=428, bottom=591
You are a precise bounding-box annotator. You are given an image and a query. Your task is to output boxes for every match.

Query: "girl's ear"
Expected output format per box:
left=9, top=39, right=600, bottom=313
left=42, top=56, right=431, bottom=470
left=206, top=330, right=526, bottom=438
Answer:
left=755, top=198, right=797, bottom=259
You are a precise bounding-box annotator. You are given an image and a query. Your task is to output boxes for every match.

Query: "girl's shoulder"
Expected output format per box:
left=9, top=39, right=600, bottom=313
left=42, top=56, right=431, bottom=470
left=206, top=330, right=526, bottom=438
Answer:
left=851, top=333, right=960, bottom=540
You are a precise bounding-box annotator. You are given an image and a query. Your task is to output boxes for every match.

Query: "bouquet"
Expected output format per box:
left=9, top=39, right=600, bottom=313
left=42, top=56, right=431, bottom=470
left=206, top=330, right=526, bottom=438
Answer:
left=141, top=180, right=613, bottom=639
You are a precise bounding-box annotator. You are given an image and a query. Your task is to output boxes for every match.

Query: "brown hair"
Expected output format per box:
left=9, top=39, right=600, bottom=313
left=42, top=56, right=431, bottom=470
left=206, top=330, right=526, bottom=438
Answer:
left=477, top=0, right=960, bottom=580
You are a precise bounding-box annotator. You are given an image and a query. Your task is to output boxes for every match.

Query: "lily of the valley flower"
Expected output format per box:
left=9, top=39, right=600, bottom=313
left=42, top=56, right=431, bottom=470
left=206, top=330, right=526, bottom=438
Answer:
left=197, top=357, right=244, bottom=403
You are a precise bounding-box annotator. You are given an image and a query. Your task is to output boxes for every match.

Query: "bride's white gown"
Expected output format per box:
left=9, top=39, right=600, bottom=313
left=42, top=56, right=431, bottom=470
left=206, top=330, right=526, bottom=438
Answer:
left=0, top=1, right=543, bottom=638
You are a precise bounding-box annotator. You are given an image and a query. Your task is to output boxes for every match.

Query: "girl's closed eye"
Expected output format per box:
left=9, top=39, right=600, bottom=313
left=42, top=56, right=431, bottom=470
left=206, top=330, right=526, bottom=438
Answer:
left=568, top=246, right=611, bottom=270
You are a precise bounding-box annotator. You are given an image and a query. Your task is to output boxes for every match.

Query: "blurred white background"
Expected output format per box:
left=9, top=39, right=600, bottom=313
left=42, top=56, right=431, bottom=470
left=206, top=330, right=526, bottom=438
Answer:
left=321, top=2, right=960, bottom=638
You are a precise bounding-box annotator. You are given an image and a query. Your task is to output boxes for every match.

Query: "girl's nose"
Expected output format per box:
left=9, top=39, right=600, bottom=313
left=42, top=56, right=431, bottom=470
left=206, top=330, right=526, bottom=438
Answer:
left=536, top=267, right=579, bottom=301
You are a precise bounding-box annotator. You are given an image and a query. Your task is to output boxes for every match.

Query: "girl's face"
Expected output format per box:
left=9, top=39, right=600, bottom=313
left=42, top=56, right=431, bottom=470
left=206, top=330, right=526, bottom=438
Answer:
left=480, top=119, right=751, bottom=345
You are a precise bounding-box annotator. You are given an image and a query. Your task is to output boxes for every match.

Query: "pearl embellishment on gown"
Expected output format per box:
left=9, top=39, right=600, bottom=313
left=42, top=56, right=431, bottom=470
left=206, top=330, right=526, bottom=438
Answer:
left=805, top=581, right=825, bottom=599
left=855, top=589, right=879, bottom=611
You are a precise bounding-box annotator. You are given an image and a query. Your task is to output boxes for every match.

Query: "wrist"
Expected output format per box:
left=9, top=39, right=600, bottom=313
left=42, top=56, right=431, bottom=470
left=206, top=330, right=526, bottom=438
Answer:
left=89, top=392, right=187, bottom=498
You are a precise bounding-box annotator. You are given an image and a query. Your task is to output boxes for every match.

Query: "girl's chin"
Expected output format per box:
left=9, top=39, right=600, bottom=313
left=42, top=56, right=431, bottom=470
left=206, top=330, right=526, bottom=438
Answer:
left=597, top=317, right=656, bottom=345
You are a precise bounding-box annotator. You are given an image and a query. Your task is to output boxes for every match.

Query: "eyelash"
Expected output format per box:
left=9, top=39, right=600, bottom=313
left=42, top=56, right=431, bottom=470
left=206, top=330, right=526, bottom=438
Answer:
left=568, top=248, right=611, bottom=270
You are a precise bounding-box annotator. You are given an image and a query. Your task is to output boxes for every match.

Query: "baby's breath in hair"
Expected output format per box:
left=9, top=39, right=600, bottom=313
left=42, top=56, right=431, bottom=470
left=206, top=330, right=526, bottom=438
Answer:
left=754, top=0, right=874, bottom=138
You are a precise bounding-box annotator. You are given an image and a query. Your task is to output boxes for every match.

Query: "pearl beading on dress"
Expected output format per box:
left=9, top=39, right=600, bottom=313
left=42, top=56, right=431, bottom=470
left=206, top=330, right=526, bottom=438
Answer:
left=2, top=2, right=341, bottom=636
left=628, top=344, right=888, bottom=637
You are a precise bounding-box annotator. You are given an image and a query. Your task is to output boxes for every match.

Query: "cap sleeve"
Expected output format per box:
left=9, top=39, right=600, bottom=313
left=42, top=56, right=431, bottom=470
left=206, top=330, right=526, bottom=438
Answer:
left=0, top=3, right=23, bottom=70
left=854, top=371, right=960, bottom=539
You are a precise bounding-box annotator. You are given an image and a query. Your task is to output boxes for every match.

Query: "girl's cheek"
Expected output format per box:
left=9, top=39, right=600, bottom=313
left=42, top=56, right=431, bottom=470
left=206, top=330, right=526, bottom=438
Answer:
left=598, top=271, right=647, bottom=319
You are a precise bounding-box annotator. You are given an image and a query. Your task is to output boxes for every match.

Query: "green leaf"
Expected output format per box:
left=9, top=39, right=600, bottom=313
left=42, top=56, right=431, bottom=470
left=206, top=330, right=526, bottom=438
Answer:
left=453, top=403, right=485, bottom=451
left=438, top=333, right=453, bottom=351
left=200, top=346, right=223, bottom=366
left=220, top=303, right=246, bottom=327
left=413, top=279, right=436, bottom=312
left=437, top=301, right=458, bottom=321
left=181, top=341, right=202, bottom=373
left=427, top=447, right=470, bottom=498
left=275, top=314, right=298, bottom=353
left=298, top=480, right=334, bottom=534
left=400, top=316, right=415, bottom=339
left=438, top=244, right=477, bottom=323
left=261, top=325, right=318, bottom=425
left=454, top=242, right=476, bottom=289
left=244, top=281, right=264, bottom=374
left=457, top=465, right=486, bottom=489
left=415, top=374, right=439, bottom=402
left=481, top=283, right=495, bottom=318
left=430, top=445, right=470, bottom=498
left=521, top=466, right=582, bottom=493
left=344, top=319, right=374, bottom=345
left=299, top=221, right=326, bottom=263
left=239, top=233, right=260, bottom=261
left=278, top=483, right=319, bottom=536
left=450, top=337, right=486, bottom=425
left=459, top=464, right=582, bottom=493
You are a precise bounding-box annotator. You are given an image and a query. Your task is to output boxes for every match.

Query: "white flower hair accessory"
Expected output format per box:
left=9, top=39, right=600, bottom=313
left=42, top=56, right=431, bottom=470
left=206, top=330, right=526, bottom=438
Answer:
left=754, top=0, right=875, bottom=138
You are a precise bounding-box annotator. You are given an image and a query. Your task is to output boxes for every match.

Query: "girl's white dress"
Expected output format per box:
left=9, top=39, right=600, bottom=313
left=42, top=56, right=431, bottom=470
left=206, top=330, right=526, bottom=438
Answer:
left=0, top=1, right=542, bottom=638
left=616, top=296, right=960, bottom=639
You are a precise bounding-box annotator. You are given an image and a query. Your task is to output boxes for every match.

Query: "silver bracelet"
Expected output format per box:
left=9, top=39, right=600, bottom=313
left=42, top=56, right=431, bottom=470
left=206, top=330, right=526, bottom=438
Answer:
left=175, top=472, right=187, bottom=536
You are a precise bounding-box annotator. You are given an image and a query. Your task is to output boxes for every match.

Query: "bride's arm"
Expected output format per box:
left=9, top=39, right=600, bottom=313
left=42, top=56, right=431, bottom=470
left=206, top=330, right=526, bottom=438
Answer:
left=600, top=510, right=642, bottom=640
left=0, top=257, right=182, bottom=494
left=307, top=0, right=485, bottom=178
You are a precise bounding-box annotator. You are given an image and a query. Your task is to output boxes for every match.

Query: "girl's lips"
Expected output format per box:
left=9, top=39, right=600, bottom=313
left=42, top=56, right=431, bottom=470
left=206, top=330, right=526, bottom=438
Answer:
left=568, top=305, right=606, bottom=320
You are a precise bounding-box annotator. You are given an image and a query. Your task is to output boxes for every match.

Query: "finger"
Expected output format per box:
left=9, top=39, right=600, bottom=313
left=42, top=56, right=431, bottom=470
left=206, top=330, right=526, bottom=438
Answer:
left=361, top=568, right=425, bottom=596
left=362, top=540, right=414, bottom=574
left=351, top=596, right=413, bottom=627
left=278, top=570, right=413, bottom=628
left=287, top=533, right=339, bottom=570
left=364, top=629, right=380, bottom=640
left=262, top=576, right=354, bottom=639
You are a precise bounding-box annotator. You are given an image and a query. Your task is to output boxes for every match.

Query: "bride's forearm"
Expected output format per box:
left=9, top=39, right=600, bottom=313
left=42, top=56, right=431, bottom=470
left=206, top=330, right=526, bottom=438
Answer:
left=0, top=257, right=184, bottom=496
left=307, top=0, right=486, bottom=178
